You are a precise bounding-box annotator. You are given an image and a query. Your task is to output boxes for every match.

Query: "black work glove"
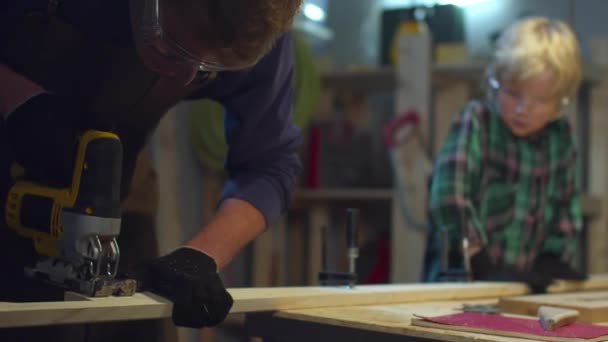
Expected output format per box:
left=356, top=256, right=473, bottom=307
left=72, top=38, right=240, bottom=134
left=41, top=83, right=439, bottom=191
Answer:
left=135, top=247, right=234, bottom=328
left=5, top=93, right=110, bottom=186
left=471, top=248, right=586, bottom=293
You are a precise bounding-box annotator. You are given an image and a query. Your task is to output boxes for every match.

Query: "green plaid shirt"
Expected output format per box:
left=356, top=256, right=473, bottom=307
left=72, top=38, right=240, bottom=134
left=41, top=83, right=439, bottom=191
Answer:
left=423, top=100, right=582, bottom=282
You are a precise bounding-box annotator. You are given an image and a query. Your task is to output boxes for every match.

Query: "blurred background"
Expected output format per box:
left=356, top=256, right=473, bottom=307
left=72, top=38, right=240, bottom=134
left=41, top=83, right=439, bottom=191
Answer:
left=148, top=1, right=608, bottom=340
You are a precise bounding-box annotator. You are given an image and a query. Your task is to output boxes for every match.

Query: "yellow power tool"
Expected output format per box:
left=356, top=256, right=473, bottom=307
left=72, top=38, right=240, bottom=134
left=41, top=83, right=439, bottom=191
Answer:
left=5, top=130, right=135, bottom=297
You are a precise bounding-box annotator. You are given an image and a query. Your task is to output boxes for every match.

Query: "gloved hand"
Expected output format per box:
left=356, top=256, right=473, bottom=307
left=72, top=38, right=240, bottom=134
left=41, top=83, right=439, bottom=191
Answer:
left=135, top=246, right=234, bottom=328
left=5, top=93, right=106, bottom=187
left=471, top=248, right=586, bottom=293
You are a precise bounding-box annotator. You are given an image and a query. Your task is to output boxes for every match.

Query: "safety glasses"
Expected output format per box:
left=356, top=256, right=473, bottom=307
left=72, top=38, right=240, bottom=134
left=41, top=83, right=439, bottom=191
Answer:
left=488, top=76, right=569, bottom=117
left=140, top=0, right=247, bottom=73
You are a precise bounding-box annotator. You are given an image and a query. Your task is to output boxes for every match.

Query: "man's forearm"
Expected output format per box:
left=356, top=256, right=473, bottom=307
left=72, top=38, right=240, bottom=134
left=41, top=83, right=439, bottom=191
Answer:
left=185, top=198, right=266, bottom=269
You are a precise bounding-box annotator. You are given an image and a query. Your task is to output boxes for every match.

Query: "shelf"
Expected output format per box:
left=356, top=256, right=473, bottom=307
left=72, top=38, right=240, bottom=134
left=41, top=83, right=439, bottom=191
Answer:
left=293, top=188, right=394, bottom=202
left=320, top=67, right=396, bottom=92
left=320, top=62, right=608, bottom=92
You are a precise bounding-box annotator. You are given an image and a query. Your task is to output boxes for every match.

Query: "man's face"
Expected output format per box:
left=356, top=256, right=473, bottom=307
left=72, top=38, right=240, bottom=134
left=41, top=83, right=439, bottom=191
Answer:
left=497, top=71, right=562, bottom=137
left=129, top=0, right=240, bottom=85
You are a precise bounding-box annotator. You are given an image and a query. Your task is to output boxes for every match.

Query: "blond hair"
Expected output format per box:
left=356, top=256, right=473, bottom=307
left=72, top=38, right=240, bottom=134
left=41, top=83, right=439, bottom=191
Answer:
left=487, top=17, right=582, bottom=100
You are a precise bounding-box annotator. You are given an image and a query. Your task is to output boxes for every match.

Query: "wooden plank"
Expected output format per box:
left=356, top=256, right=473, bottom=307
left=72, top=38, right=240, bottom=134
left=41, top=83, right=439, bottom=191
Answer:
left=547, top=274, right=608, bottom=293
left=5, top=275, right=608, bottom=329
left=0, top=283, right=527, bottom=328
left=232, top=282, right=528, bottom=314
left=499, top=290, right=608, bottom=323
left=258, top=299, right=537, bottom=342
left=411, top=316, right=608, bottom=342
left=0, top=293, right=173, bottom=328
left=256, top=290, right=608, bottom=342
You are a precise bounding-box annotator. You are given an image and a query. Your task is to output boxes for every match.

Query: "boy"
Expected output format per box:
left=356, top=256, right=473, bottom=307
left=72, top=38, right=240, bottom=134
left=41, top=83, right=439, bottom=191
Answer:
left=423, top=17, right=586, bottom=292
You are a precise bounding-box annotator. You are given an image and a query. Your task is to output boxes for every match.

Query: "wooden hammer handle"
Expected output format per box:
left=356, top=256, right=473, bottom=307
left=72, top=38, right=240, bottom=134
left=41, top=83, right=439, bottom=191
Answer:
left=538, top=306, right=580, bottom=331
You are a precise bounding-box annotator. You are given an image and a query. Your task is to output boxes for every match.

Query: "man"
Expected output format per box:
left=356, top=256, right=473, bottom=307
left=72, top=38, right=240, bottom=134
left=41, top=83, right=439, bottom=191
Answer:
left=0, top=0, right=303, bottom=338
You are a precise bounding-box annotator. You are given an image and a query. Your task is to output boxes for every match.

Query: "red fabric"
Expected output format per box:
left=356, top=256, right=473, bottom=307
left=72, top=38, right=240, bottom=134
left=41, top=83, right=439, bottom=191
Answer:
left=415, top=312, right=608, bottom=339
left=365, top=236, right=389, bottom=283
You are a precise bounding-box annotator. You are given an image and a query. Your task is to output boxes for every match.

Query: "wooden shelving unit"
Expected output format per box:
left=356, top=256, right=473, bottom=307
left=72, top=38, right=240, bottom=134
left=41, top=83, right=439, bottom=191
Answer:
left=320, top=61, right=608, bottom=92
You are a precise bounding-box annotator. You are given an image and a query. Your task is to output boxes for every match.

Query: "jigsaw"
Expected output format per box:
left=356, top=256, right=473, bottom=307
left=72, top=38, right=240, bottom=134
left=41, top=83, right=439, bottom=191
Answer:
left=5, top=130, right=136, bottom=297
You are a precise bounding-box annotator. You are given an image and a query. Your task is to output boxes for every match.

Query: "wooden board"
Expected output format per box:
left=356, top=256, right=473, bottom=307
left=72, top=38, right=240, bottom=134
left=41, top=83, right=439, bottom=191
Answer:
left=0, top=282, right=527, bottom=328
left=3, top=275, right=608, bottom=329
left=0, top=292, right=173, bottom=328
left=547, top=274, right=608, bottom=293
left=251, top=299, right=540, bottom=342
left=500, top=290, right=608, bottom=323
left=231, top=282, right=527, bottom=314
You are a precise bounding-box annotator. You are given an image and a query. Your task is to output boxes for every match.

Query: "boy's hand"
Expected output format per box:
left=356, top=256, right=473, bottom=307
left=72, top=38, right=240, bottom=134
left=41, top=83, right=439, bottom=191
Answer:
left=135, top=247, right=233, bottom=328
left=531, top=253, right=587, bottom=283
left=471, top=249, right=586, bottom=293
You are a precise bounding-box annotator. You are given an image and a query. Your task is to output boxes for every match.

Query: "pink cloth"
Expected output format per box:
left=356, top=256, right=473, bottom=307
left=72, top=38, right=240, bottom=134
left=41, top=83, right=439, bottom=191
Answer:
left=415, top=312, right=608, bottom=339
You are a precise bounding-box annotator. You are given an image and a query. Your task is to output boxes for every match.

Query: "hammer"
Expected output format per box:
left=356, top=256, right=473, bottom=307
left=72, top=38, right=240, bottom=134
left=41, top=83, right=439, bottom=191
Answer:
left=538, top=306, right=580, bottom=331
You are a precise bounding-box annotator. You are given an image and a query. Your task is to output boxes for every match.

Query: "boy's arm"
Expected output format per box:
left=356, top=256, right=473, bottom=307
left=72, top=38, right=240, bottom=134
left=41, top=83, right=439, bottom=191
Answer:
left=427, top=103, right=484, bottom=278
left=543, top=143, right=582, bottom=265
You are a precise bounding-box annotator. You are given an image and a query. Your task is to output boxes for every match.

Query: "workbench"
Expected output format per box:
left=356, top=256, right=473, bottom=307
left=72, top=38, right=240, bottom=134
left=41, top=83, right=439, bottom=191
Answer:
left=244, top=275, right=608, bottom=342
left=2, top=276, right=608, bottom=342
left=245, top=299, right=530, bottom=342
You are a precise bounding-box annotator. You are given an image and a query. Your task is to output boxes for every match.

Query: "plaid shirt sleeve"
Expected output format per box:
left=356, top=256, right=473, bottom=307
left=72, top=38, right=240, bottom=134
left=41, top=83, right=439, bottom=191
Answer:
left=424, top=102, right=484, bottom=280
left=542, top=124, right=582, bottom=264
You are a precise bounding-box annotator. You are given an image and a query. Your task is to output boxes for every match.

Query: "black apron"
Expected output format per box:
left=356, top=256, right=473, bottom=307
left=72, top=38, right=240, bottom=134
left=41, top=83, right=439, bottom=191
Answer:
left=0, top=7, right=212, bottom=342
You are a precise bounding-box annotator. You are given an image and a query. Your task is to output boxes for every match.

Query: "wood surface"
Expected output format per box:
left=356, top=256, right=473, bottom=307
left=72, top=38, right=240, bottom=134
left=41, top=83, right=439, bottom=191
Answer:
left=231, top=282, right=528, bottom=314
left=0, top=292, right=173, bottom=328
left=3, top=275, right=608, bottom=329
left=547, top=274, right=608, bottom=293
left=251, top=296, right=608, bottom=342
left=261, top=299, right=540, bottom=342
left=499, top=290, right=608, bottom=323
left=411, top=316, right=606, bottom=342
left=0, top=282, right=526, bottom=328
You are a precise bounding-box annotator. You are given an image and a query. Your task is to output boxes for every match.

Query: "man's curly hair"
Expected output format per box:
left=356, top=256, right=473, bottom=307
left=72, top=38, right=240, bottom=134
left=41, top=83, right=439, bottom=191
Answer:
left=176, top=0, right=303, bottom=66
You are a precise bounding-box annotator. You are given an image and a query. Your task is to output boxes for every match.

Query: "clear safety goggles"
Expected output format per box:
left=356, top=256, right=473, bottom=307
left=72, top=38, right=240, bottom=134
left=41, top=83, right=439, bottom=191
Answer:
left=488, top=76, right=570, bottom=115
left=140, top=0, right=253, bottom=73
